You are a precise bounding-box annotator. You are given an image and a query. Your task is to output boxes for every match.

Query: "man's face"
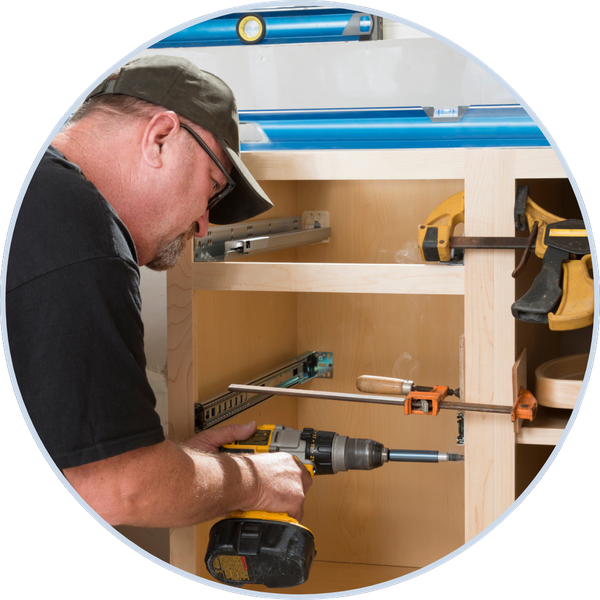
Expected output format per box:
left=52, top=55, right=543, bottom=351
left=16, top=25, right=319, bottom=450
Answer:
left=146, top=124, right=233, bottom=271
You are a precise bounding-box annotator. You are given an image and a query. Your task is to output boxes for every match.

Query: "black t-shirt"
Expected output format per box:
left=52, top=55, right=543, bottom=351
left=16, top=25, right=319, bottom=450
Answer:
left=6, top=146, right=165, bottom=470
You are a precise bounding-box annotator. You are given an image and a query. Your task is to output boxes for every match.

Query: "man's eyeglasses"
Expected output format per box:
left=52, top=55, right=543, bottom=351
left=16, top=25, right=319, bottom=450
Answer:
left=179, top=123, right=236, bottom=211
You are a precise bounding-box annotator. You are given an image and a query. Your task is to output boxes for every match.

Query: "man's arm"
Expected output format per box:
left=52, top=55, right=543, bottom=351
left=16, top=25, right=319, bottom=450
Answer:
left=63, top=422, right=312, bottom=528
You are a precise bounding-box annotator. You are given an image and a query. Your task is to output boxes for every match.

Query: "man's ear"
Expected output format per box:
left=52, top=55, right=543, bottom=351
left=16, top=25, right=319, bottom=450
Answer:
left=141, top=111, right=180, bottom=168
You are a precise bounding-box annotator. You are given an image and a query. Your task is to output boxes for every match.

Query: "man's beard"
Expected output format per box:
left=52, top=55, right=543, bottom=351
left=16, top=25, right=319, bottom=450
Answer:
left=146, top=222, right=198, bottom=272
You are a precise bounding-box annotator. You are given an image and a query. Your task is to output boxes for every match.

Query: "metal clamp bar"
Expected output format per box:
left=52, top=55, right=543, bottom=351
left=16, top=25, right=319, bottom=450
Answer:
left=450, top=237, right=532, bottom=250
left=195, top=351, right=333, bottom=431
left=228, top=384, right=404, bottom=406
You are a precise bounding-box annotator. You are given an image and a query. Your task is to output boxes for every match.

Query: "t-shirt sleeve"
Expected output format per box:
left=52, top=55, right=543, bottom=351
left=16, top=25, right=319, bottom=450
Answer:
left=6, top=256, right=165, bottom=470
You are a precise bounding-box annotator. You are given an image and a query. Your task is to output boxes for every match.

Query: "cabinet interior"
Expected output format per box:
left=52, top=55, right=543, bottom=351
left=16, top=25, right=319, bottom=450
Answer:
left=167, top=149, right=588, bottom=594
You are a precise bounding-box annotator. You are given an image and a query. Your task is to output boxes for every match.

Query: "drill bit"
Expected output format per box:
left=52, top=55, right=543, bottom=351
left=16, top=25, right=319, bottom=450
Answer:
left=386, top=449, right=464, bottom=463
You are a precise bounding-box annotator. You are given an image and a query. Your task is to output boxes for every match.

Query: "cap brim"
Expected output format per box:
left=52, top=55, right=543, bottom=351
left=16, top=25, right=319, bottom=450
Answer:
left=207, top=146, right=273, bottom=225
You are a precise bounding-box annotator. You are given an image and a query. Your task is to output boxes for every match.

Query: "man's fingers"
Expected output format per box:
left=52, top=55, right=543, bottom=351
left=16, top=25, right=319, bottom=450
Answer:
left=183, top=421, right=257, bottom=453
left=292, top=456, right=314, bottom=493
left=208, top=421, right=257, bottom=447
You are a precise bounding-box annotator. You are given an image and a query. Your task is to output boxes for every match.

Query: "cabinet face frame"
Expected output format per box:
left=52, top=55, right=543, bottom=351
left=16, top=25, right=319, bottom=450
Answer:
left=167, top=147, right=568, bottom=590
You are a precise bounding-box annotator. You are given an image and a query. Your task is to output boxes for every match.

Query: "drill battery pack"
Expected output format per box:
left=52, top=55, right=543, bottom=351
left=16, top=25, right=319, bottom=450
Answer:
left=205, top=512, right=316, bottom=588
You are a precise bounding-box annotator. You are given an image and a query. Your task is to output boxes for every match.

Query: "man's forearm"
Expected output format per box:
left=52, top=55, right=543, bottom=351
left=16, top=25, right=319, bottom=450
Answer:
left=63, top=439, right=259, bottom=527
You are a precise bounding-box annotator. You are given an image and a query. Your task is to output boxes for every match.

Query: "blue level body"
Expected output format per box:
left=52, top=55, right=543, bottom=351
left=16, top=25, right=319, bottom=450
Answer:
left=151, top=9, right=371, bottom=47
left=238, top=106, right=549, bottom=150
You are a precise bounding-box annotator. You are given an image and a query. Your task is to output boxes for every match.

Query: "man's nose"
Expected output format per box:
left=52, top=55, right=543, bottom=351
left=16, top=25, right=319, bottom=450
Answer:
left=194, top=214, right=209, bottom=238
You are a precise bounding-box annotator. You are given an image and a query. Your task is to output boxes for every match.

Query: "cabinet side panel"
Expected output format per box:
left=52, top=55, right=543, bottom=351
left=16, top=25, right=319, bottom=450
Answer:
left=167, top=240, right=196, bottom=573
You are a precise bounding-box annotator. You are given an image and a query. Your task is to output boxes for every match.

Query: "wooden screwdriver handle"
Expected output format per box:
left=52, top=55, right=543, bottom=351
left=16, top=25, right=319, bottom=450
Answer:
left=356, top=375, right=413, bottom=396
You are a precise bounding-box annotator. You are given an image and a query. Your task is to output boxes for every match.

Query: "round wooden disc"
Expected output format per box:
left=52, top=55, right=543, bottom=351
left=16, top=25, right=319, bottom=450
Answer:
left=535, top=353, right=589, bottom=409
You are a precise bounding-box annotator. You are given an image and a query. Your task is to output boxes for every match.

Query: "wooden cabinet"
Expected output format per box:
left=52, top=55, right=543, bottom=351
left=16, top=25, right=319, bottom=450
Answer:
left=167, top=147, right=588, bottom=593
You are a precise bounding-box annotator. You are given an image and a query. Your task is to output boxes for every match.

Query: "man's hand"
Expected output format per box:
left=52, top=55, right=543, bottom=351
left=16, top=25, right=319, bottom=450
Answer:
left=236, top=451, right=313, bottom=521
left=183, top=421, right=257, bottom=453
left=183, top=421, right=313, bottom=521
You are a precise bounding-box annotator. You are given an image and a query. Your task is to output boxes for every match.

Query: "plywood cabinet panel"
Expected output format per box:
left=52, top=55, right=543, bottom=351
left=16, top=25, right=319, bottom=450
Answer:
left=295, top=292, right=464, bottom=566
left=193, top=290, right=298, bottom=400
left=296, top=179, right=464, bottom=264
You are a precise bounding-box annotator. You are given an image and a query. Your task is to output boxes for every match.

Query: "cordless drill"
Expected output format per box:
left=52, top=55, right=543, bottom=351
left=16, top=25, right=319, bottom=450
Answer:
left=205, top=424, right=463, bottom=588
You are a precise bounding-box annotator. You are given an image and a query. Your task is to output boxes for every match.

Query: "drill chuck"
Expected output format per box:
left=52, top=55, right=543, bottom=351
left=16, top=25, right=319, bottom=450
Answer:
left=334, top=436, right=386, bottom=471
left=301, top=428, right=386, bottom=473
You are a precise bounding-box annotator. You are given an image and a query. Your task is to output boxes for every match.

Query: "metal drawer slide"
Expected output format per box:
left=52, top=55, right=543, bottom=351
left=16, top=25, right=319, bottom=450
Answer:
left=195, top=215, right=330, bottom=262
left=195, top=351, right=333, bottom=431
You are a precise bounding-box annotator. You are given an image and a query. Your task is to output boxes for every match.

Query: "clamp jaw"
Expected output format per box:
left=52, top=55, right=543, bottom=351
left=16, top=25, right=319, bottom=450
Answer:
left=511, top=218, right=592, bottom=329
left=404, top=385, right=448, bottom=416
left=512, top=387, right=537, bottom=423
left=418, top=191, right=464, bottom=263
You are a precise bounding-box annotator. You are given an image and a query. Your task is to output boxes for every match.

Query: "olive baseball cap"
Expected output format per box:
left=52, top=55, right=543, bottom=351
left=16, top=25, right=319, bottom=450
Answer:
left=85, top=54, right=273, bottom=225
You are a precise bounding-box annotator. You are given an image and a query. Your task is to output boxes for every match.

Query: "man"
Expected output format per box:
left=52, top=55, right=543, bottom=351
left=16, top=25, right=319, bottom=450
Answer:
left=5, top=55, right=311, bottom=527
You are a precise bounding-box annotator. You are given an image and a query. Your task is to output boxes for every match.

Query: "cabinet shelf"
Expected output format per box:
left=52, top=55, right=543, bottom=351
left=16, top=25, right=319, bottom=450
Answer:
left=192, top=262, right=465, bottom=294
left=517, top=407, right=571, bottom=445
